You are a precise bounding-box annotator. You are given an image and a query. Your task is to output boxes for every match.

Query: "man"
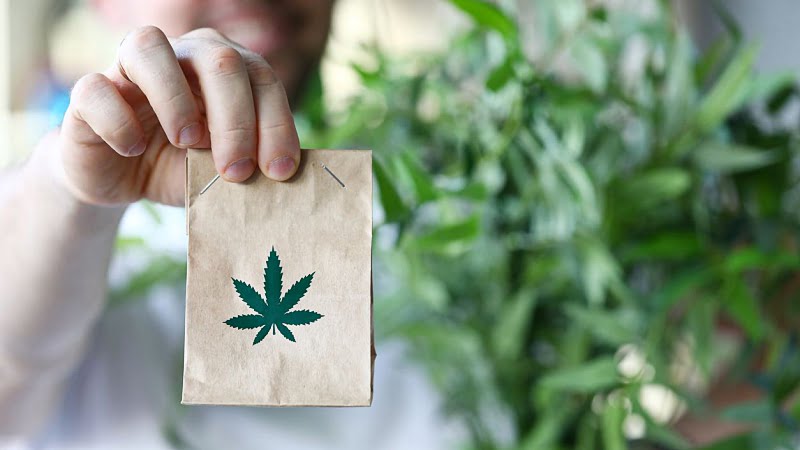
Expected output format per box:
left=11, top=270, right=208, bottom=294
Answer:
left=1, top=1, right=454, bottom=448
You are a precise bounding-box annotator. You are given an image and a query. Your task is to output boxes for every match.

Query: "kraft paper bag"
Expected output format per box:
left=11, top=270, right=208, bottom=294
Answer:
left=182, top=148, right=374, bottom=406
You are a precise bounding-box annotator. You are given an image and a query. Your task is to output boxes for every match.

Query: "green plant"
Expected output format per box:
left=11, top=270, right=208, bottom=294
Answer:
left=110, top=0, right=800, bottom=447
left=224, top=247, right=321, bottom=344
left=295, top=0, right=800, bottom=448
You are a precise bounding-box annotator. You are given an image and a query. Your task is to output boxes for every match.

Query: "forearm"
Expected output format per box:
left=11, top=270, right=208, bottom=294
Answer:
left=0, top=131, right=125, bottom=436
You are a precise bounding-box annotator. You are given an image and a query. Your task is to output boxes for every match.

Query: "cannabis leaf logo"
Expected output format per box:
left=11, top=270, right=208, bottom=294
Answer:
left=224, top=247, right=322, bottom=344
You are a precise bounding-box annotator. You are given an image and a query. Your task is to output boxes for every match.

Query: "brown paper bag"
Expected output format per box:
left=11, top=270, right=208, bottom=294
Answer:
left=182, top=149, right=374, bottom=406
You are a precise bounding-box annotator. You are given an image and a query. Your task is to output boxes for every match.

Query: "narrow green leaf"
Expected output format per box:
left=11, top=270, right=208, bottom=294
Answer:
left=693, top=144, right=778, bottom=173
left=565, top=305, right=636, bottom=346
left=232, top=278, right=267, bottom=315
left=743, top=71, right=795, bottom=105
left=601, top=401, right=626, bottom=450
left=722, top=247, right=799, bottom=272
left=282, top=309, right=323, bottom=325
left=224, top=314, right=266, bottom=329
left=579, top=239, right=621, bottom=306
left=575, top=414, right=599, bottom=450
left=280, top=272, right=315, bottom=313
left=570, top=38, right=607, bottom=93
left=622, top=232, right=703, bottom=263
left=453, top=182, right=489, bottom=200
left=620, top=168, right=691, bottom=208
left=352, top=62, right=380, bottom=85
left=264, top=247, right=283, bottom=307
left=767, top=81, right=796, bottom=113
left=688, top=298, right=716, bottom=374
left=276, top=323, right=296, bottom=342
left=696, top=44, right=758, bottom=132
left=114, top=236, right=146, bottom=251
left=694, top=36, right=732, bottom=84
left=710, top=0, right=743, bottom=44
left=374, top=158, right=409, bottom=223
left=653, top=268, right=713, bottom=313
left=539, top=357, right=619, bottom=393
left=486, top=56, right=515, bottom=92
left=492, top=290, right=536, bottom=360
left=449, top=0, right=517, bottom=41
left=399, top=153, right=438, bottom=204
left=410, top=215, right=481, bottom=251
left=724, top=279, right=765, bottom=340
left=518, top=407, right=571, bottom=450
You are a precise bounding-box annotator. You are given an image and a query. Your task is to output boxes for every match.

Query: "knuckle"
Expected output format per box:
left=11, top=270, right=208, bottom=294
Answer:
left=216, top=125, right=256, bottom=145
left=71, top=73, right=109, bottom=103
left=125, top=26, right=169, bottom=53
left=186, top=27, right=224, bottom=40
left=245, top=58, right=280, bottom=87
left=208, top=46, right=245, bottom=77
left=106, top=115, right=136, bottom=141
left=161, top=88, right=195, bottom=112
left=259, top=121, right=292, bottom=134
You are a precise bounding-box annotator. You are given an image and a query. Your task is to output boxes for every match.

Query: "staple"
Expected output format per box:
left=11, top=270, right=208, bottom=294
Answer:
left=200, top=161, right=346, bottom=194
left=321, top=163, right=346, bottom=188
left=200, top=174, right=220, bottom=195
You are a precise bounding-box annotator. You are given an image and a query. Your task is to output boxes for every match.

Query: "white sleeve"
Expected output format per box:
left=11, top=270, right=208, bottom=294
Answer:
left=0, top=136, right=125, bottom=439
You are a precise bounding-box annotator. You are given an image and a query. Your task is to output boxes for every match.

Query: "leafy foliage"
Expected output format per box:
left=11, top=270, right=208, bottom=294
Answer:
left=224, top=247, right=322, bottom=344
left=110, top=0, right=800, bottom=448
left=295, top=0, right=800, bottom=448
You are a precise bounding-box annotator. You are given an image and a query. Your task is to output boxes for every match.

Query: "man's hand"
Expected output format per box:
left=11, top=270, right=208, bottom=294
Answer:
left=59, top=26, right=301, bottom=206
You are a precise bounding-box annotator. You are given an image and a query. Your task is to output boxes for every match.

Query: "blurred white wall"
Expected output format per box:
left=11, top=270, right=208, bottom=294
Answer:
left=679, top=0, right=800, bottom=76
left=0, top=0, right=8, bottom=167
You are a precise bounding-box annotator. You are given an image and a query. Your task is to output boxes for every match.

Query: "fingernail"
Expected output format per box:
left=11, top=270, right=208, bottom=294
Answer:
left=128, top=138, right=146, bottom=156
left=224, top=158, right=255, bottom=182
left=179, top=122, right=203, bottom=146
left=268, top=156, right=296, bottom=181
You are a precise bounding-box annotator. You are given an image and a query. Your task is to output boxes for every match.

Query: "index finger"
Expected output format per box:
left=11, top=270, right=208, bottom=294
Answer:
left=116, top=26, right=205, bottom=148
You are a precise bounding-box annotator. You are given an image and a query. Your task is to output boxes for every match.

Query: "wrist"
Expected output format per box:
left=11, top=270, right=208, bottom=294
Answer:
left=24, top=130, right=128, bottom=232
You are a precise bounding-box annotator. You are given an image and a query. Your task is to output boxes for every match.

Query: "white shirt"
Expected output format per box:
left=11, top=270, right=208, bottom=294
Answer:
left=11, top=205, right=462, bottom=450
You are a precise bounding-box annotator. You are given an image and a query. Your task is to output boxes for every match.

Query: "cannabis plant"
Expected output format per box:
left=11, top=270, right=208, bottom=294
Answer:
left=296, top=0, right=800, bottom=449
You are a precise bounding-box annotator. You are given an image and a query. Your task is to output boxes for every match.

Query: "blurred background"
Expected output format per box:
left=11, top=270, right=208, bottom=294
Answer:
left=2, top=0, right=800, bottom=449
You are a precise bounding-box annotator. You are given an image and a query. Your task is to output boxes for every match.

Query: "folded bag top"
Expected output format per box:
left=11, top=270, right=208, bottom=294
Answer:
left=183, top=149, right=374, bottom=406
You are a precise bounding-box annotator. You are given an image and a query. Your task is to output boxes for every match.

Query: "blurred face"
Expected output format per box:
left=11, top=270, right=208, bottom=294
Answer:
left=95, top=0, right=334, bottom=101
